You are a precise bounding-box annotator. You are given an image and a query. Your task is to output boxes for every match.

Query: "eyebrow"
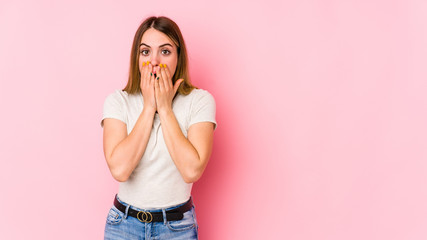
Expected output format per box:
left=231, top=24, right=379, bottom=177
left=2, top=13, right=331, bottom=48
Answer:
left=139, top=43, right=173, bottom=48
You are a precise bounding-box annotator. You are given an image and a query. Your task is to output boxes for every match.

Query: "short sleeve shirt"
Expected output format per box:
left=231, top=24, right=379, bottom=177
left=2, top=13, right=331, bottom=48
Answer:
left=101, top=88, right=217, bottom=209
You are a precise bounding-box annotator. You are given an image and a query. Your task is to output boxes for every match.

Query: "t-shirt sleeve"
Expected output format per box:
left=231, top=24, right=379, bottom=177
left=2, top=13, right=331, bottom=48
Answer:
left=101, top=91, right=127, bottom=127
left=188, top=90, right=217, bottom=130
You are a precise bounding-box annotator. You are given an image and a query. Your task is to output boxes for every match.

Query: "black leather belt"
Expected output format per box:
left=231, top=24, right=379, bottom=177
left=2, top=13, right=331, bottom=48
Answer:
left=113, top=194, right=193, bottom=223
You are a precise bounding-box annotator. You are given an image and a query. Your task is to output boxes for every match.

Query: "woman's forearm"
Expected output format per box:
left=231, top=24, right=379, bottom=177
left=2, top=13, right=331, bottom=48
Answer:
left=158, top=109, right=202, bottom=183
left=109, top=107, right=156, bottom=182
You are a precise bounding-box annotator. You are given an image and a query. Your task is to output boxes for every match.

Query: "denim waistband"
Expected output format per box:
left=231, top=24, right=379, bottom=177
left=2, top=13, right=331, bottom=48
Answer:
left=115, top=194, right=192, bottom=213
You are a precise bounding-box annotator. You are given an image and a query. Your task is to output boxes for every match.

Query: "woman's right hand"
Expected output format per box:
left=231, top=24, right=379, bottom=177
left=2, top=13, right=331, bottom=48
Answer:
left=140, top=61, right=157, bottom=112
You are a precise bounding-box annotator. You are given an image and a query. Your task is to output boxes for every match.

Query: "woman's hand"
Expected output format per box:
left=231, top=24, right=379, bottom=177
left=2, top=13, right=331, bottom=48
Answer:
left=140, top=61, right=157, bottom=112
left=154, top=63, right=184, bottom=115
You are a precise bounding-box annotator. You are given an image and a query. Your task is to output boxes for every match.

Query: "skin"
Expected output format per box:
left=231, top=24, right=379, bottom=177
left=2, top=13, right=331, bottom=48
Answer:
left=102, top=28, right=215, bottom=183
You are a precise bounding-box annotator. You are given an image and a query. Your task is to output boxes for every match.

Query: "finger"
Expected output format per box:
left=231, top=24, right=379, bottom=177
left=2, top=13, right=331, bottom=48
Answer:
left=160, top=64, right=171, bottom=90
left=146, top=61, right=151, bottom=76
left=139, top=62, right=145, bottom=84
left=163, top=63, right=172, bottom=84
left=157, top=71, right=165, bottom=92
left=173, top=79, right=184, bottom=94
left=145, top=61, right=152, bottom=86
left=147, top=62, right=153, bottom=81
left=141, top=61, right=149, bottom=87
left=154, top=73, right=160, bottom=96
left=150, top=66, right=155, bottom=87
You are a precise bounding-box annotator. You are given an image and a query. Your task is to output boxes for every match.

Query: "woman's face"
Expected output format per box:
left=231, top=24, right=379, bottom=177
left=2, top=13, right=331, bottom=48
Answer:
left=139, top=28, right=178, bottom=77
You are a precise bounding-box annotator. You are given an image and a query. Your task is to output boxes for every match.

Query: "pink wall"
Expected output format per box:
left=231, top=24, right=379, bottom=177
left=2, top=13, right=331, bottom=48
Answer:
left=1, top=0, right=427, bottom=239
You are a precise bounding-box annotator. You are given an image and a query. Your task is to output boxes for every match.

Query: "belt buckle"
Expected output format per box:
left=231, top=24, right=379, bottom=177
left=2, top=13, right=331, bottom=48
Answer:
left=137, top=211, right=153, bottom=223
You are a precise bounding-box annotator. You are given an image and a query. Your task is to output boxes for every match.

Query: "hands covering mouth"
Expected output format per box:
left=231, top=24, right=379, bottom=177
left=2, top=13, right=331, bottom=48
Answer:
left=139, top=62, right=184, bottom=114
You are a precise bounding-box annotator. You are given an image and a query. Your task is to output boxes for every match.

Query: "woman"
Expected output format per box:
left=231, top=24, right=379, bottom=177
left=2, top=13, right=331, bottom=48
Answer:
left=101, top=16, right=217, bottom=239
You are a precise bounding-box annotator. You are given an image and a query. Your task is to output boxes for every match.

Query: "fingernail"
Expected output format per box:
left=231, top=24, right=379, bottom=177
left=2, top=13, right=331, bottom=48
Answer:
left=164, top=64, right=167, bottom=68
left=160, top=64, right=163, bottom=68
left=143, top=62, right=146, bottom=66
left=147, top=61, right=150, bottom=65
left=150, top=73, right=152, bottom=76
left=157, top=76, right=159, bottom=80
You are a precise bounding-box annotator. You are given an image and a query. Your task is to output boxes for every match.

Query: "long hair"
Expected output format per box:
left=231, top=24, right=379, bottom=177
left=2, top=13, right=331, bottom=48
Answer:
left=123, top=16, right=196, bottom=95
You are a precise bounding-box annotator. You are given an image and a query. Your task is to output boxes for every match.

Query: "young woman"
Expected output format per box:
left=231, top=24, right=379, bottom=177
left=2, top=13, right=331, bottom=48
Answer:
left=101, top=16, right=217, bottom=239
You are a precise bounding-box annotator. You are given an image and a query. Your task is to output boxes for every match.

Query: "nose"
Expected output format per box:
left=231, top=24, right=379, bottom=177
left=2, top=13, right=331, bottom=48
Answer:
left=149, top=52, right=160, bottom=67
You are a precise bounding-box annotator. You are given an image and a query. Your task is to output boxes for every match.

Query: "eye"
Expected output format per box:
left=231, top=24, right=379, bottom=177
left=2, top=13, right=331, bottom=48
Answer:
left=140, top=49, right=149, bottom=55
left=161, top=49, right=171, bottom=55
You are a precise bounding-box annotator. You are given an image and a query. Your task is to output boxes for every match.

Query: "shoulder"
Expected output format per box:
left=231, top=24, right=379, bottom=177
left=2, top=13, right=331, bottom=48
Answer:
left=175, top=89, right=216, bottom=111
left=105, top=89, right=129, bottom=101
left=103, top=90, right=133, bottom=111
left=184, top=88, right=217, bottom=129
left=183, top=88, right=216, bottom=103
left=104, top=89, right=141, bottom=105
left=102, top=90, right=131, bottom=126
left=185, top=88, right=216, bottom=112
left=192, top=88, right=214, bottom=97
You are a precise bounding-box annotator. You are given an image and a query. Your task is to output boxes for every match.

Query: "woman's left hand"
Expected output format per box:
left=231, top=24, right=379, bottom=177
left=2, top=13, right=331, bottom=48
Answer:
left=154, top=64, right=184, bottom=115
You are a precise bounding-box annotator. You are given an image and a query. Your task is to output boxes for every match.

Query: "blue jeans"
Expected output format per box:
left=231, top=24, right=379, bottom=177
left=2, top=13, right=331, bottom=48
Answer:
left=104, top=195, right=199, bottom=240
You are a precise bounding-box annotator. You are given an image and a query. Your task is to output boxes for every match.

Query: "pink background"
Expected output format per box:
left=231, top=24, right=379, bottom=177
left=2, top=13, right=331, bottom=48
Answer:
left=1, top=0, right=427, bottom=239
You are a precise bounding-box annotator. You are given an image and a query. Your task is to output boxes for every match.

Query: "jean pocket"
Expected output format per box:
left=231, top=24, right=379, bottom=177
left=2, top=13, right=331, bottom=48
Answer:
left=166, top=206, right=196, bottom=231
left=106, top=206, right=124, bottom=225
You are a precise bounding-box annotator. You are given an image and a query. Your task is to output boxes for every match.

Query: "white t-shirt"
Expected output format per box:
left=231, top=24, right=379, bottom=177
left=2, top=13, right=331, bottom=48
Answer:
left=101, top=88, right=217, bottom=209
